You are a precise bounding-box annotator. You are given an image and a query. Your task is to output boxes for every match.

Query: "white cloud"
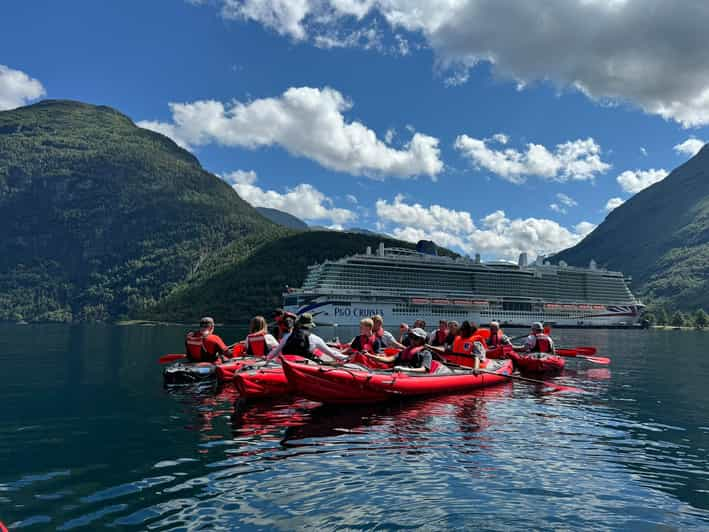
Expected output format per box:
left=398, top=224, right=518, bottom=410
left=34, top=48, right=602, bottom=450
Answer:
left=226, top=170, right=354, bottom=224
left=640, top=147, right=648, bottom=157
left=138, top=86, right=442, bottom=179
left=605, top=197, right=624, bottom=212
left=455, top=135, right=610, bottom=184
left=376, top=196, right=593, bottom=260
left=0, top=65, right=45, bottom=110
left=345, top=193, right=359, bottom=204
left=673, top=138, right=705, bottom=158
left=492, top=133, right=509, bottom=145
left=616, top=168, right=668, bottom=194
left=207, top=1, right=709, bottom=127
left=550, top=192, right=578, bottom=214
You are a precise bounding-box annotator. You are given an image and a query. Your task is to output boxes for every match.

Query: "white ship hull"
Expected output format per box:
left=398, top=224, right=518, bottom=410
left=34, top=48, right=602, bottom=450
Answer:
left=285, top=296, right=643, bottom=328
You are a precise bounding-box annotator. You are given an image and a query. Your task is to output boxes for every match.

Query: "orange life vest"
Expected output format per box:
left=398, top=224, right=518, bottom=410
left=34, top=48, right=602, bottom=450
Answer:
left=246, top=332, right=267, bottom=357
left=452, top=335, right=476, bottom=355
left=533, top=333, right=553, bottom=353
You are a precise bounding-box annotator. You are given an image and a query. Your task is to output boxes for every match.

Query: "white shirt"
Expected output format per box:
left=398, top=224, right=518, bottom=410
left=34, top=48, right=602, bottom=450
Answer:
left=378, top=329, right=397, bottom=347
left=266, top=331, right=346, bottom=361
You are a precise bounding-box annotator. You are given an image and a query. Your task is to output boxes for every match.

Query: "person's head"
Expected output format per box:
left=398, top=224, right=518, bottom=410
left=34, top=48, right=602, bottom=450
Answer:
left=532, top=321, right=544, bottom=333
left=199, top=317, right=215, bottom=336
left=408, top=327, right=427, bottom=346
left=295, top=313, right=316, bottom=330
left=249, top=315, right=267, bottom=334
left=438, top=320, right=448, bottom=332
left=359, top=317, right=374, bottom=336
left=371, top=314, right=383, bottom=331
left=489, top=321, right=500, bottom=333
left=448, top=320, right=459, bottom=335
left=399, top=323, right=409, bottom=333
left=273, top=308, right=285, bottom=323
left=459, top=320, right=473, bottom=337
left=419, top=319, right=426, bottom=329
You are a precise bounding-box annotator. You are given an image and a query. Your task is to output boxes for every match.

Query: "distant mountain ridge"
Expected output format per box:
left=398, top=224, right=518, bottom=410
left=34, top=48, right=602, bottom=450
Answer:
left=255, top=207, right=308, bottom=229
left=554, top=144, right=709, bottom=310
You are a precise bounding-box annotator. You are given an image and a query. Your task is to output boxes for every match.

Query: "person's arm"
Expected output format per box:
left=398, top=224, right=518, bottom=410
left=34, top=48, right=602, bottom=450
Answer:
left=385, top=331, right=404, bottom=350
left=310, top=335, right=348, bottom=360
left=370, top=352, right=398, bottom=363
left=265, top=334, right=288, bottom=362
left=548, top=337, right=556, bottom=355
left=394, top=351, right=431, bottom=373
left=265, top=334, right=279, bottom=351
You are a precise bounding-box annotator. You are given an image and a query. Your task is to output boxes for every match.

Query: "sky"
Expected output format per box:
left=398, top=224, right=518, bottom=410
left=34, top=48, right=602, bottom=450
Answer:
left=2, top=0, right=708, bottom=261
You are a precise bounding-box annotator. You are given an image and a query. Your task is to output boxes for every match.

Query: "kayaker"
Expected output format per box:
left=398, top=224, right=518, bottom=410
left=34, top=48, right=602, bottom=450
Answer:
left=346, top=318, right=382, bottom=353
left=271, top=308, right=297, bottom=341
left=245, top=315, right=279, bottom=357
left=444, top=320, right=459, bottom=351
left=487, top=321, right=511, bottom=348
left=516, top=322, right=556, bottom=354
left=185, top=317, right=232, bottom=363
left=372, top=314, right=404, bottom=349
left=369, top=327, right=450, bottom=374
left=399, top=323, right=411, bottom=346
left=266, top=313, right=347, bottom=363
left=428, top=320, right=449, bottom=347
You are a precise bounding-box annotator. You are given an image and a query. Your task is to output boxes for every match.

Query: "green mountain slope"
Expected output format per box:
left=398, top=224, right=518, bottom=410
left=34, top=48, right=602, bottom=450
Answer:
left=554, top=145, right=709, bottom=310
left=0, top=100, right=283, bottom=322
left=145, top=231, right=430, bottom=324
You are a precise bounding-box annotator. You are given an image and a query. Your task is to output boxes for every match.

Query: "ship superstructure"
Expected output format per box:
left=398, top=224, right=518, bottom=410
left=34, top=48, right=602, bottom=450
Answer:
left=283, top=243, right=644, bottom=327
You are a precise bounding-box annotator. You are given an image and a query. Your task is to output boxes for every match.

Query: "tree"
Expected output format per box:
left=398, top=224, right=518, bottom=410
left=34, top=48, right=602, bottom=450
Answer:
left=643, top=312, right=656, bottom=326
left=671, top=310, right=686, bottom=327
left=695, top=308, right=708, bottom=329
left=656, top=307, right=669, bottom=326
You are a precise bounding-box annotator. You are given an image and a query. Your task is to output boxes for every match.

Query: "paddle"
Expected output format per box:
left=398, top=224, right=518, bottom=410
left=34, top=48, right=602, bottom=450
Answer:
left=555, top=349, right=610, bottom=365
left=509, top=326, right=552, bottom=342
left=477, top=368, right=584, bottom=393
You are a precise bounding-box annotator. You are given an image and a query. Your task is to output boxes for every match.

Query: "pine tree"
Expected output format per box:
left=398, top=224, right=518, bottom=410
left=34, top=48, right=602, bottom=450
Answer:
left=694, top=308, right=708, bottom=329
left=671, top=310, right=686, bottom=327
left=657, top=307, right=669, bottom=326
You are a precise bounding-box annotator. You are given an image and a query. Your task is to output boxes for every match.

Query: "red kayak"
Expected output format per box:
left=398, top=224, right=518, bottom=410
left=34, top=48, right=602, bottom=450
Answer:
left=515, top=352, right=565, bottom=374
left=234, top=359, right=294, bottom=398
left=281, top=357, right=514, bottom=404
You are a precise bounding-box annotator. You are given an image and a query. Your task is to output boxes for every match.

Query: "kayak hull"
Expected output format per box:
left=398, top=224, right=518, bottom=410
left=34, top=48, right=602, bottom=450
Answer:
left=515, top=353, right=565, bottom=374
left=282, top=357, right=514, bottom=404
left=163, top=362, right=217, bottom=386
left=233, top=355, right=306, bottom=398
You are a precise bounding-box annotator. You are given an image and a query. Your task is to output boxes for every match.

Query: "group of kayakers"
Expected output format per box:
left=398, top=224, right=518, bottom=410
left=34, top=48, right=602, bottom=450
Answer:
left=184, top=310, right=556, bottom=375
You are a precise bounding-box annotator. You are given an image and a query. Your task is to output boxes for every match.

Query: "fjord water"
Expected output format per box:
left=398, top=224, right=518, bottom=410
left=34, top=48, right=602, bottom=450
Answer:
left=1, top=325, right=708, bottom=530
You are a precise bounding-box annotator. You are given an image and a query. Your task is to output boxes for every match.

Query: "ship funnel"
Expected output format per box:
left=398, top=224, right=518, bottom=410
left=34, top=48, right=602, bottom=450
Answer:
left=474, top=253, right=481, bottom=264
left=518, top=252, right=528, bottom=267
left=366, top=246, right=372, bottom=255
left=589, top=259, right=597, bottom=270
left=378, top=242, right=385, bottom=256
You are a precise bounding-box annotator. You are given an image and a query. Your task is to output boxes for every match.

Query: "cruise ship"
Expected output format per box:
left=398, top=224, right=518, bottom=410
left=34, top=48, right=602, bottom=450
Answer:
left=283, top=242, right=645, bottom=328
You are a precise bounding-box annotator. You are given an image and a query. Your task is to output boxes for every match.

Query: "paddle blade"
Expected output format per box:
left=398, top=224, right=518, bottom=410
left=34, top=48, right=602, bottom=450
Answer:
left=384, top=347, right=400, bottom=356
left=232, top=343, right=245, bottom=356
left=476, top=328, right=491, bottom=340
left=582, top=355, right=611, bottom=365
left=575, top=347, right=597, bottom=355
left=158, top=354, right=186, bottom=364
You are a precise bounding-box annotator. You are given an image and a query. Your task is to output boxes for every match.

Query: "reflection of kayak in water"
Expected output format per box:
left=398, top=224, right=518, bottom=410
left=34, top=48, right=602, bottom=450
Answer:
left=282, top=357, right=514, bottom=404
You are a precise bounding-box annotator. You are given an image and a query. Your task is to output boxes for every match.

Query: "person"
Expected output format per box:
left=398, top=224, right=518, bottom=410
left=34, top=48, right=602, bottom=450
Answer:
left=486, top=321, right=511, bottom=348
left=450, top=321, right=487, bottom=370
left=346, top=318, right=382, bottom=353
left=245, top=315, right=279, bottom=357
left=399, top=323, right=411, bottom=346
left=428, top=320, right=449, bottom=347
left=266, top=313, right=347, bottom=363
left=369, top=327, right=450, bottom=374
left=372, top=314, right=404, bottom=349
left=516, top=322, right=555, bottom=354
left=185, top=317, right=231, bottom=363
left=271, top=308, right=297, bottom=341
left=444, top=320, right=459, bottom=351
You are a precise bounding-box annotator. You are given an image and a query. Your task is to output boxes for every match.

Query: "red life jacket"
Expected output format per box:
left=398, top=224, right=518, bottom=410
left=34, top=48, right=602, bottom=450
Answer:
left=534, top=333, right=553, bottom=353
left=185, top=331, right=206, bottom=361
left=358, top=334, right=376, bottom=353
left=398, top=345, right=423, bottom=363
left=488, top=330, right=504, bottom=347
left=247, top=332, right=267, bottom=357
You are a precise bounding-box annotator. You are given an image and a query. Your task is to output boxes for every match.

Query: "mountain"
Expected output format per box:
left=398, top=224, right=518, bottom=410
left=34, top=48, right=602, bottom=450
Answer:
left=0, top=100, right=284, bottom=322
left=554, top=144, right=709, bottom=310
left=255, top=207, right=308, bottom=229
left=146, top=231, right=432, bottom=324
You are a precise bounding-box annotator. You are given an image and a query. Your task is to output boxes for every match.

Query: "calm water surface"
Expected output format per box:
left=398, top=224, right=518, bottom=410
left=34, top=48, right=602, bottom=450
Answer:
left=1, top=324, right=708, bottom=530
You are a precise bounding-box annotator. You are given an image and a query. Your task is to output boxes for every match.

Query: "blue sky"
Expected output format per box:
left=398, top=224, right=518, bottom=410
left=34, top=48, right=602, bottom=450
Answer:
left=2, top=0, right=707, bottom=260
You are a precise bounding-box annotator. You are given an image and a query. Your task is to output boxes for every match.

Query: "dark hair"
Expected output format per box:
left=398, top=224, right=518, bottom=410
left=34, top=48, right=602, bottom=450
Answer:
left=273, top=308, right=285, bottom=317
left=459, top=321, right=473, bottom=337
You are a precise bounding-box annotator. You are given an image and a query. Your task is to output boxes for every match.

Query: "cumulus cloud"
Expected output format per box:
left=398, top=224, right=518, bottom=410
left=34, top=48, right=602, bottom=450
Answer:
left=0, top=65, right=45, bottom=110
left=206, top=1, right=709, bottom=126
left=225, top=170, right=354, bottom=224
left=455, top=135, right=610, bottom=184
left=549, top=192, right=578, bottom=214
left=376, top=195, right=593, bottom=260
left=616, top=168, right=668, bottom=194
left=138, top=86, right=442, bottom=179
left=605, top=197, right=625, bottom=212
left=673, top=138, right=705, bottom=158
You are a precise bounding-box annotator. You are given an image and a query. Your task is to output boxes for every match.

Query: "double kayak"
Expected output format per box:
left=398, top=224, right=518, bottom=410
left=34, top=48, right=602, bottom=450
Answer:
left=233, top=356, right=303, bottom=399
left=514, top=352, right=565, bottom=374
left=163, top=355, right=262, bottom=386
left=281, top=356, right=514, bottom=404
